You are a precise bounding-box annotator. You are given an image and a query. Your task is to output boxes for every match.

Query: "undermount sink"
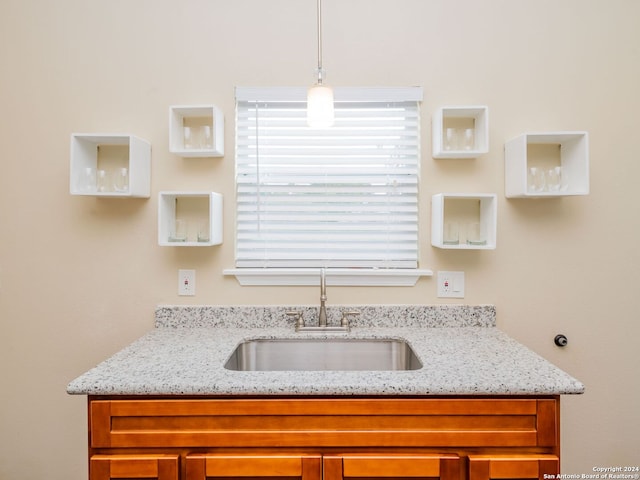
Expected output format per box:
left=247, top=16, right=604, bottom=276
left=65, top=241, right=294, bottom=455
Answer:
left=224, top=338, right=422, bottom=371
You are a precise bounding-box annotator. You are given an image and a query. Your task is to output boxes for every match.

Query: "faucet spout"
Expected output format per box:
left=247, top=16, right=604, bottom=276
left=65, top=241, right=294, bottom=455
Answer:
left=293, top=267, right=350, bottom=332
left=318, top=268, right=328, bottom=327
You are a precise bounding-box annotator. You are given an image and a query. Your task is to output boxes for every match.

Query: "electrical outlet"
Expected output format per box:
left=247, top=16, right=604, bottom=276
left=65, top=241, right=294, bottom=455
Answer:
left=178, top=269, right=196, bottom=296
left=437, top=271, right=464, bottom=298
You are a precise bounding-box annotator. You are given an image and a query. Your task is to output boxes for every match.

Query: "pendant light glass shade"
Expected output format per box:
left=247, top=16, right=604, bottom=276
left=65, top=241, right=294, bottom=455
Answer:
left=307, top=0, right=334, bottom=128
left=307, top=82, right=334, bottom=128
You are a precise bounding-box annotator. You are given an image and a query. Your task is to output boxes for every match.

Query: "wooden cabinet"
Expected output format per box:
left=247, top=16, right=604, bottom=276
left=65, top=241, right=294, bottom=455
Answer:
left=90, top=454, right=179, bottom=480
left=185, top=454, right=321, bottom=480
left=183, top=453, right=460, bottom=480
left=324, top=454, right=460, bottom=480
left=468, top=455, right=560, bottom=480
left=87, top=396, right=561, bottom=480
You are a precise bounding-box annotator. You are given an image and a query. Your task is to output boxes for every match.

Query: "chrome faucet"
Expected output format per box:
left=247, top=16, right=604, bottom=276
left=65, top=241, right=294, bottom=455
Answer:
left=318, top=268, right=328, bottom=327
left=287, top=268, right=359, bottom=332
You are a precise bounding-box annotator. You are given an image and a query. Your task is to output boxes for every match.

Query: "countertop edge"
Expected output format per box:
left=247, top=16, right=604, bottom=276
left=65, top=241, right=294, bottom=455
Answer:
left=67, top=324, right=585, bottom=397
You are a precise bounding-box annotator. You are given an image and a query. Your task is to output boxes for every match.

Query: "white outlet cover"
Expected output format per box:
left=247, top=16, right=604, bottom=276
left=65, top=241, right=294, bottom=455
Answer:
left=437, top=271, right=464, bottom=298
left=178, top=269, right=196, bottom=296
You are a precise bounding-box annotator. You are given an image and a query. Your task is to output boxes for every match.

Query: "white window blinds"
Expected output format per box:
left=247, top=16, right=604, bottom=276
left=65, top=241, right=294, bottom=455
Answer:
left=235, top=87, right=422, bottom=269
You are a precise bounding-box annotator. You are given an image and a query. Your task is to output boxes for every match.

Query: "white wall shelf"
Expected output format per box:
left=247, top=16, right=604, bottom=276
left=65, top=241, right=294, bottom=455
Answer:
left=70, top=134, right=151, bottom=197
left=169, top=105, right=224, bottom=157
left=432, top=106, right=489, bottom=159
left=504, top=131, right=589, bottom=198
left=431, top=193, right=497, bottom=250
left=158, top=192, right=223, bottom=247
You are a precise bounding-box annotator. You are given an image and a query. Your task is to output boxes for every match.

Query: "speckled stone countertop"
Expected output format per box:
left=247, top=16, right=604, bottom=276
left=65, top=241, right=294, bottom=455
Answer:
left=66, top=305, right=585, bottom=396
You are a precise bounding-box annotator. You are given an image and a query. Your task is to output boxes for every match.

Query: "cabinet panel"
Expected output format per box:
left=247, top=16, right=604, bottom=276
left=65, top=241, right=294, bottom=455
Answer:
left=536, top=400, right=559, bottom=446
left=90, top=454, right=179, bottom=480
left=86, top=397, right=561, bottom=480
left=325, top=454, right=460, bottom=480
left=90, top=398, right=553, bottom=449
left=468, top=455, right=559, bottom=480
left=185, top=454, right=321, bottom=480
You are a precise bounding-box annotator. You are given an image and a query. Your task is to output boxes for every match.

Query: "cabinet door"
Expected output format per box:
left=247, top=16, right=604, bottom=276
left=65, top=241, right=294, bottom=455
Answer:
left=185, top=454, right=321, bottom=480
left=468, top=455, right=559, bottom=480
left=323, top=454, right=460, bottom=480
left=90, top=454, right=179, bottom=480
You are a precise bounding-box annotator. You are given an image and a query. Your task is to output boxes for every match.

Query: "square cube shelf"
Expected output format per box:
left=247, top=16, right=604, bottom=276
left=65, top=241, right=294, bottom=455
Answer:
left=169, top=105, right=224, bottom=157
left=504, top=131, right=589, bottom=198
left=432, top=106, right=489, bottom=159
left=70, top=134, right=151, bottom=197
left=431, top=193, right=497, bottom=249
left=158, top=192, right=223, bottom=247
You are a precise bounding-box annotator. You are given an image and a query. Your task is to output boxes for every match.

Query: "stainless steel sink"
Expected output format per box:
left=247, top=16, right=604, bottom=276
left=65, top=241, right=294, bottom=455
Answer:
left=224, top=338, right=422, bottom=371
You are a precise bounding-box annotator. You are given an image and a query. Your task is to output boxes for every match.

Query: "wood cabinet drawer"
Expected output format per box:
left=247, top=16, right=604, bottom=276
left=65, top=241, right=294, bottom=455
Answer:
left=90, top=454, right=179, bottom=480
left=184, top=453, right=460, bottom=480
left=468, top=454, right=560, bottom=480
left=326, top=454, right=460, bottom=480
left=185, top=454, right=321, bottom=480
left=89, top=397, right=558, bottom=449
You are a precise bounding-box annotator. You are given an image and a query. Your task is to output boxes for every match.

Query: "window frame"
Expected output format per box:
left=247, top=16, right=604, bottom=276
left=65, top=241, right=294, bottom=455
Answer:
left=224, top=86, right=432, bottom=286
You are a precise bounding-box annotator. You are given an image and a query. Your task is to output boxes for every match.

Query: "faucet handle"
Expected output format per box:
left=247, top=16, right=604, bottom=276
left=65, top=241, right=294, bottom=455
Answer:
left=340, top=310, right=360, bottom=328
left=286, top=310, right=305, bottom=329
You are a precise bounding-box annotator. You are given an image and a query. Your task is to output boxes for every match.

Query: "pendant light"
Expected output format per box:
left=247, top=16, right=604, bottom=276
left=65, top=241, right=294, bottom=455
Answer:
left=307, top=0, right=334, bottom=128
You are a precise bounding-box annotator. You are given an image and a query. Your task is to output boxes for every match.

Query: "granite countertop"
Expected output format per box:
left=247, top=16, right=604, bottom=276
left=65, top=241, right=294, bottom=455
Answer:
left=66, top=305, right=585, bottom=396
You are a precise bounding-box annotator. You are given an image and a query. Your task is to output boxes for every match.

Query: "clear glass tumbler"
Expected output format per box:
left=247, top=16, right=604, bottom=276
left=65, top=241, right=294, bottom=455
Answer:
left=113, top=167, right=129, bottom=192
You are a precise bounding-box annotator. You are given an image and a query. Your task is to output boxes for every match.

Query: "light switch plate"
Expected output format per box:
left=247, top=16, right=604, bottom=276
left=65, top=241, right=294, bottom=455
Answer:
left=437, top=271, right=465, bottom=298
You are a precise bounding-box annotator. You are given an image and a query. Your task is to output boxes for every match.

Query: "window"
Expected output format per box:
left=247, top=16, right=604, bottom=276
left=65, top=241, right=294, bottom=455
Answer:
left=234, top=87, right=423, bottom=272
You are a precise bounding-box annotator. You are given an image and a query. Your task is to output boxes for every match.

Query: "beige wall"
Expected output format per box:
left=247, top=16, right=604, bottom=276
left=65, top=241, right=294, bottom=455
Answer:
left=1, top=0, right=638, bottom=478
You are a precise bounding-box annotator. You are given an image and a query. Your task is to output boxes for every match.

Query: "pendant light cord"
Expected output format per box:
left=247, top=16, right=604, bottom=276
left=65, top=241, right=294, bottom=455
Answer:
left=316, top=0, right=324, bottom=84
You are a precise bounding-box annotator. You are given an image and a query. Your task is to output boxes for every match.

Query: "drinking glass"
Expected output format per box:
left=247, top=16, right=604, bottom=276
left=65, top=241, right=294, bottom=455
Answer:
left=462, top=128, right=475, bottom=150
left=197, top=222, right=210, bottom=243
left=559, top=168, right=569, bottom=191
left=444, top=128, right=458, bottom=151
left=466, top=222, right=486, bottom=246
left=96, top=169, right=108, bottom=192
left=202, top=125, right=212, bottom=149
left=443, top=222, right=459, bottom=245
left=546, top=166, right=562, bottom=192
left=79, top=167, right=96, bottom=192
left=113, top=167, right=129, bottom=192
left=528, top=167, right=546, bottom=193
left=184, top=126, right=193, bottom=149
left=170, top=219, right=188, bottom=242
